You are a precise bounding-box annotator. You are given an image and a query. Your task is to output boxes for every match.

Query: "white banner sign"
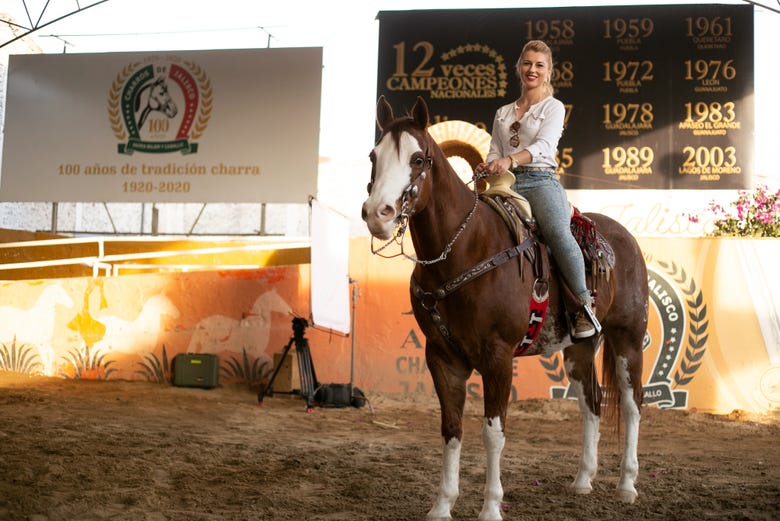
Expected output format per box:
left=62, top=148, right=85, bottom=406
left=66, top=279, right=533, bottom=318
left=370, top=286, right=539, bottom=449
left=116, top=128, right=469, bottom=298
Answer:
left=0, top=47, right=322, bottom=203
left=310, top=199, right=350, bottom=334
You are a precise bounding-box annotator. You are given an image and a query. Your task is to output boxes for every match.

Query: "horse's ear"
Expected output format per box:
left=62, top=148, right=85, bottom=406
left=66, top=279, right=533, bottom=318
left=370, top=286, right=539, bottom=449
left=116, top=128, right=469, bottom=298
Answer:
left=411, top=96, right=430, bottom=129
left=376, top=96, right=394, bottom=131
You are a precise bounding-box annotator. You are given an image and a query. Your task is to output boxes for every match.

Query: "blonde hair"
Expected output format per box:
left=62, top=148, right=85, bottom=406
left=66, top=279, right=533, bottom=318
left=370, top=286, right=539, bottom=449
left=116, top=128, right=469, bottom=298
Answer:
left=515, top=40, right=554, bottom=97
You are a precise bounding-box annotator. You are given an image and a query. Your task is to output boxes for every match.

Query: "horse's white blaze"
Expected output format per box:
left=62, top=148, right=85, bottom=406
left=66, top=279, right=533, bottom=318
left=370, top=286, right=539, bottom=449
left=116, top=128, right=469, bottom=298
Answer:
left=479, top=417, right=505, bottom=521
left=565, top=373, right=600, bottom=495
left=427, top=436, right=461, bottom=521
left=616, top=355, right=640, bottom=503
left=363, top=131, right=422, bottom=239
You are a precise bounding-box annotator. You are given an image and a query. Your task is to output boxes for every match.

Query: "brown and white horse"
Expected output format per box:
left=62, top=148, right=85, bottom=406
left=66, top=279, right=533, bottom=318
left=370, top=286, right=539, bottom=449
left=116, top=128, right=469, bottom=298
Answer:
left=362, top=96, right=648, bottom=521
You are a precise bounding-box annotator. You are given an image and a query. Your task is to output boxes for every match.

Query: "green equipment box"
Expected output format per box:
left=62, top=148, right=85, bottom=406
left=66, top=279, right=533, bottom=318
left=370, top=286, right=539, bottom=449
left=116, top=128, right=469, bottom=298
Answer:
left=173, top=353, right=219, bottom=389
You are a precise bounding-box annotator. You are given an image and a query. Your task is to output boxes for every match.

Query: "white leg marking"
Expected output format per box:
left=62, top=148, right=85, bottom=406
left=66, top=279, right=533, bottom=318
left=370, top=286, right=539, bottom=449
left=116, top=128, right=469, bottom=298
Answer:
left=568, top=377, right=600, bottom=495
left=478, top=417, right=505, bottom=521
left=427, top=436, right=461, bottom=521
left=616, top=355, right=641, bottom=503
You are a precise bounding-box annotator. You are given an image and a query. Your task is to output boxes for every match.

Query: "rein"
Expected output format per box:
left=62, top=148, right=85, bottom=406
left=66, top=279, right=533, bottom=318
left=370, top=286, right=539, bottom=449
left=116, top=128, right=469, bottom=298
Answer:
left=370, top=164, right=489, bottom=266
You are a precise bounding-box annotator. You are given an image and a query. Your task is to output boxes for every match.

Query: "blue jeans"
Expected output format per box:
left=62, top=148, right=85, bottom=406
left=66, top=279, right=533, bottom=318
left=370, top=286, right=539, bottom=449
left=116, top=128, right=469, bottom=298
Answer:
left=511, top=169, right=589, bottom=303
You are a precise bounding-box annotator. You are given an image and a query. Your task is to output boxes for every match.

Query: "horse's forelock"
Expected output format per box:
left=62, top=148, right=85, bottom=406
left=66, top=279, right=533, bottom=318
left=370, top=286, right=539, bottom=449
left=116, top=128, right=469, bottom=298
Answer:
left=387, top=117, right=429, bottom=155
left=376, top=117, right=414, bottom=158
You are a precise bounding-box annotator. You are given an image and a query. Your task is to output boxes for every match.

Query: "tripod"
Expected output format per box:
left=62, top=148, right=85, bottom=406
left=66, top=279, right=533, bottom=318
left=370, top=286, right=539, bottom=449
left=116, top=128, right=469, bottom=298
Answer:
left=257, top=317, right=319, bottom=411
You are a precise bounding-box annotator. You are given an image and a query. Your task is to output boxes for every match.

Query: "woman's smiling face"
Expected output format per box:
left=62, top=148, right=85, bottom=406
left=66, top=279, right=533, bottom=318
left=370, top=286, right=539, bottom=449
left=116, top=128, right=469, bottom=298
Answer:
left=518, top=50, right=550, bottom=90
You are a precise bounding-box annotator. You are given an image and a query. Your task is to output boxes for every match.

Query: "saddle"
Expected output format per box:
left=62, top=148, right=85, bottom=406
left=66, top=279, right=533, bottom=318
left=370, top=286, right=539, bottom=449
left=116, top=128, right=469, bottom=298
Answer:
left=480, top=179, right=615, bottom=313
left=481, top=170, right=533, bottom=222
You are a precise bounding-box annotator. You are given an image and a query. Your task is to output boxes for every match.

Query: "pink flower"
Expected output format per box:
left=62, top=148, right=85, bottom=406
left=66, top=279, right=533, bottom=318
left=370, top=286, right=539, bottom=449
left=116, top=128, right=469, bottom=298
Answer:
left=690, top=185, right=779, bottom=237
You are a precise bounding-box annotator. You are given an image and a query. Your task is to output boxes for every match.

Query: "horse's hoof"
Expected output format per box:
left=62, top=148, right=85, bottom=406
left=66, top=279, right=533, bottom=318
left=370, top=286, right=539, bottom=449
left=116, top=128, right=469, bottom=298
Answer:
left=570, top=480, right=593, bottom=495
left=616, top=488, right=638, bottom=504
left=426, top=504, right=453, bottom=521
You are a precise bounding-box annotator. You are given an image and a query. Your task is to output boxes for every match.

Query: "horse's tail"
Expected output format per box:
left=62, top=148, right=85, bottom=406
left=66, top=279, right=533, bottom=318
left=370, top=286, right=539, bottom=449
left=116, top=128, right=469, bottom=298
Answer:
left=600, top=335, right=622, bottom=432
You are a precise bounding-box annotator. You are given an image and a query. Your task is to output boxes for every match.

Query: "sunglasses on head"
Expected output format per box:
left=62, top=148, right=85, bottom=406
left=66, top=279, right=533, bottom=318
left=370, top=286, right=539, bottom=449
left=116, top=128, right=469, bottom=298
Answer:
left=509, top=121, right=520, bottom=148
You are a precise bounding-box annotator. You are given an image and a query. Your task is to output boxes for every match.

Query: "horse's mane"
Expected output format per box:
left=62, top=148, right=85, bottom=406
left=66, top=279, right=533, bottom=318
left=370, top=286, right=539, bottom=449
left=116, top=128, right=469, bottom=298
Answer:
left=378, top=115, right=415, bottom=146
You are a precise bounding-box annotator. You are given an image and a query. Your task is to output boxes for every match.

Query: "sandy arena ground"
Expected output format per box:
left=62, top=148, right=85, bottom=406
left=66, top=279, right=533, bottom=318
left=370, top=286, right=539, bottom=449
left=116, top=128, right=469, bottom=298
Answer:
left=0, top=373, right=778, bottom=521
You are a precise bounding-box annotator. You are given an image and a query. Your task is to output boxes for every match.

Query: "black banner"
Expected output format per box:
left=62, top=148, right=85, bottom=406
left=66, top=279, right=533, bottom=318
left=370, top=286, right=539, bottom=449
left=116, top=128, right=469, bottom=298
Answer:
left=376, top=4, right=753, bottom=189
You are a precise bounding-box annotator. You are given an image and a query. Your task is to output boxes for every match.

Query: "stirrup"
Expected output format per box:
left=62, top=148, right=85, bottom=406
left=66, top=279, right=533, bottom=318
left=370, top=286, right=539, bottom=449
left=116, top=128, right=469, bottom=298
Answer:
left=570, top=302, right=602, bottom=340
left=580, top=303, right=602, bottom=335
left=572, top=315, right=596, bottom=339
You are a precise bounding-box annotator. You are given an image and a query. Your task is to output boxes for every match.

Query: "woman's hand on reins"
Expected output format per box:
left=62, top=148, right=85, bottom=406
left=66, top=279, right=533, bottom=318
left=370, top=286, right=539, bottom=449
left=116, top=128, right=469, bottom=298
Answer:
left=475, top=156, right=512, bottom=176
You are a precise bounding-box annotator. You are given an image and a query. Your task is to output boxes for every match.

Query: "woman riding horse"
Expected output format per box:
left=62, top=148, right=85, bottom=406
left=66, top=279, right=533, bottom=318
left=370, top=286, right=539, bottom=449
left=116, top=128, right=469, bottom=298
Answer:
left=476, top=40, right=598, bottom=340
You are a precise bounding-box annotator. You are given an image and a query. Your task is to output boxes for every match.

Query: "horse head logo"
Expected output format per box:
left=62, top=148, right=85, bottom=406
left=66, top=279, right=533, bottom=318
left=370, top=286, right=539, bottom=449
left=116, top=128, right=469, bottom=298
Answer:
left=134, top=76, right=178, bottom=130
left=110, top=58, right=211, bottom=154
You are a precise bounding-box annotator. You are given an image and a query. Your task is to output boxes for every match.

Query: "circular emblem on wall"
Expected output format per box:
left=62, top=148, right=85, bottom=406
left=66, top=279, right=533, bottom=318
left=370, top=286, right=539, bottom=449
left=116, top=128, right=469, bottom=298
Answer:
left=107, top=56, right=212, bottom=155
left=644, top=261, right=701, bottom=408
left=758, top=365, right=780, bottom=406
left=428, top=120, right=492, bottom=184
left=541, top=257, right=709, bottom=409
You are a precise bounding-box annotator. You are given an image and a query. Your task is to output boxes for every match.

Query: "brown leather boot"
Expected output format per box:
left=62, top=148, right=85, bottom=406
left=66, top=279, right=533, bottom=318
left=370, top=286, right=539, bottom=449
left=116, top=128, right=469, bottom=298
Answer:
left=572, top=311, right=596, bottom=339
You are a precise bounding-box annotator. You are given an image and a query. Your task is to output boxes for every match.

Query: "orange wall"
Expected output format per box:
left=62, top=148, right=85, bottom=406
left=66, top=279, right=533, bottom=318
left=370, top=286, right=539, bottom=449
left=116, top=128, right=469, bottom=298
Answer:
left=0, top=237, right=777, bottom=415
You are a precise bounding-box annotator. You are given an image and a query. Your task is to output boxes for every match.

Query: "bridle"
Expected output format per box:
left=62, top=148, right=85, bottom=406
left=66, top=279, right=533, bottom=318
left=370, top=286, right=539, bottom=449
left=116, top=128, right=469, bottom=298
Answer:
left=369, top=148, right=488, bottom=266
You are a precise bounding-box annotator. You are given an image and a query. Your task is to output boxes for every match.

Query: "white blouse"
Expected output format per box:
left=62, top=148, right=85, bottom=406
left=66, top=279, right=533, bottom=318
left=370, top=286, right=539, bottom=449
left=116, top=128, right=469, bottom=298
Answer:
left=485, top=96, right=565, bottom=169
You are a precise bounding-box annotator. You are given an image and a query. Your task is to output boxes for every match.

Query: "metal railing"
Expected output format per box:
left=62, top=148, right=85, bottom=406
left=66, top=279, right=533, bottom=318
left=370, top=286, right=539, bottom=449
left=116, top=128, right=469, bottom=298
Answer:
left=0, top=236, right=310, bottom=278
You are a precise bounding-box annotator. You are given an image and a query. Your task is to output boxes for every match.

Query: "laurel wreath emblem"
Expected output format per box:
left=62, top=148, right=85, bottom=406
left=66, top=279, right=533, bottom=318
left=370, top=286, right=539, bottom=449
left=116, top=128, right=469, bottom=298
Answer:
left=656, top=260, right=709, bottom=386
left=107, top=59, right=212, bottom=142
left=107, top=62, right=140, bottom=141
left=540, top=352, right=566, bottom=383
left=183, top=60, right=213, bottom=140
left=538, top=258, right=708, bottom=390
